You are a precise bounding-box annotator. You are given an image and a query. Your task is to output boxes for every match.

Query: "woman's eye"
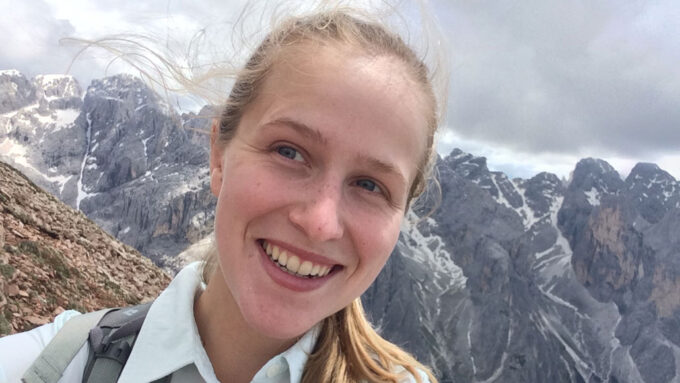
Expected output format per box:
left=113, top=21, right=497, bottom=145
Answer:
left=276, top=146, right=304, bottom=162
left=355, top=179, right=382, bottom=194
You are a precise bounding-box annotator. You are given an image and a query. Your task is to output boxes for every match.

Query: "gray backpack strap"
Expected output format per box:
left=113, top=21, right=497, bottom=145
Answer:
left=82, top=302, right=153, bottom=383
left=22, top=309, right=112, bottom=383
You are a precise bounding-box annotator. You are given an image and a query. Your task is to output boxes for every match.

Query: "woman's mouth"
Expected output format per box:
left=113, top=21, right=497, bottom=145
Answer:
left=258, top=239, right=339, bottom=279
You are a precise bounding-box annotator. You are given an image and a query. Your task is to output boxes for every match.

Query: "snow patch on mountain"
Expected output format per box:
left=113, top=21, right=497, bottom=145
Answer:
left=0, top=137, right=73, bottom=193
left=533, top=196, right=572, bottom=282
left=490, top=173, right=514, bottom=210
left=514, top=181, right=540, bottom=229
left=0, top=69, right=21, bottom=76
left=585, top=188, right=601, bottom=206
left=401, top=212, right=467, bottom=291
left=54, top=109, right=80, bottom=127
left=0, top=137, right=32, bottom=170
left=76, top=112, right=95, bottom=209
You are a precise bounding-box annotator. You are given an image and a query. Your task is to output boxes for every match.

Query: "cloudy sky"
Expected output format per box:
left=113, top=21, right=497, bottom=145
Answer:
left=2, top=0, right=679, bottom=180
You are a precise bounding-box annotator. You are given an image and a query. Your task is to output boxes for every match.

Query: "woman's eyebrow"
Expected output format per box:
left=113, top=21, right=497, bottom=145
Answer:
left=355, top=154, right=407, bottom=186
left=264, top=118, right=328, bottom=146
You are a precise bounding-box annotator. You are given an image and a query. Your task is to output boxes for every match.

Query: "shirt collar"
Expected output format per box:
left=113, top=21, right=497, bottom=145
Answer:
left=118, top=261, right=215, bottom=383
left=255, top=323, right=320, bottom=383
left=118, top=261, right=320, bottom=383
left=287, top=324, right=319, bottom=382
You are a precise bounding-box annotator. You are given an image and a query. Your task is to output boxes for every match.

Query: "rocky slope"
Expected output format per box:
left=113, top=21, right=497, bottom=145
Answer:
left=0, top=161, right=170, bottom=335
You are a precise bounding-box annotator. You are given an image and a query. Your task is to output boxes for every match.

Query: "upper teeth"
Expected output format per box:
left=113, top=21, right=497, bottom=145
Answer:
left=263, top=241, right=332, bottom=277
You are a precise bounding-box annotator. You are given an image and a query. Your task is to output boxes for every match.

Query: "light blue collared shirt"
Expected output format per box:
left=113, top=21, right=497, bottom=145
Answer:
left=0, top=262, right=319, bottom=383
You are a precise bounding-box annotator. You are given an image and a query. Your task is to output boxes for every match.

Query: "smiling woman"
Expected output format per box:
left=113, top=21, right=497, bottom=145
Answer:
left=0, top=4, right=445, bottom=383
left=203, top=39, right=428, bottom=367
left=199, top=13, right=440, bottom=382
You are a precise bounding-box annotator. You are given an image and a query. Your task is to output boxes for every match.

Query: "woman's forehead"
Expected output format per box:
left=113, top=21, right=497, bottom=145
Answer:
left=273, top=42, right=419, bottom=86
left=265, top=43, right=428, bottom=121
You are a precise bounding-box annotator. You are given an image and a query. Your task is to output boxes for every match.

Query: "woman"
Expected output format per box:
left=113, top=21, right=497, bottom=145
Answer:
left=0, top=8, right=442, bottom=383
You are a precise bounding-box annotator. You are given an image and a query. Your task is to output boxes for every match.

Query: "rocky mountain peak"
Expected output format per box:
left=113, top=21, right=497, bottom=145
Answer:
left=520, top=171, right=565, bottom=217
left=86, top=74, right=162, bottom=110
left=568, top=157, right=625, bottom=209
left=33, top=74, right=82, bottom=100
left=78, top=74, right=181, bottom=194
left=0, top=70, right=36, bottom=114
left=626, top=162, right=676, bottom=188
left=625, top=162, right=679, bottom=224
left=0, top=69, right=23, bottom=78
left=34, top=74, right=83, bottom=112
left=443, top=148, right=489, bottom=180
left=90, top=73, right=142, bottom=91
left=527, top=171, right=564, bottom=193
left=571, top=157, right=623, bottom=192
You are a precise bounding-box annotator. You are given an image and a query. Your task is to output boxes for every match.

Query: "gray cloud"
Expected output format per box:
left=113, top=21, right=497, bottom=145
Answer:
left=0, top=0, right=254, bottom=86
left=2, top=0, right=678, bottom=177
left=0, top=0, right=77, bottom=77
left=438, top=0, right=680, bottom=160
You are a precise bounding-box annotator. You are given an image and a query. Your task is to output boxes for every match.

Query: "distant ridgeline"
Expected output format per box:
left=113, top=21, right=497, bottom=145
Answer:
left=2, top=69, right=680, bottom=383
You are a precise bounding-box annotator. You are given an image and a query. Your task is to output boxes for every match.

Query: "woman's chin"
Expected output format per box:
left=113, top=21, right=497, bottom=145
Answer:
left=239, top=300, right=323, bottom=341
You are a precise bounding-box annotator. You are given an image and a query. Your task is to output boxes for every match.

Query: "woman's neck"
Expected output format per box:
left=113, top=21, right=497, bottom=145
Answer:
left=194, top=268, right=297, bottom=383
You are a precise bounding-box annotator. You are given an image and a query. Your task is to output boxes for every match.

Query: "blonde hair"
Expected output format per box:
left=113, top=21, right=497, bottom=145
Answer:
left=303, top=299, right=435, bottom=383
left=204, top=10, right=440, bottom=383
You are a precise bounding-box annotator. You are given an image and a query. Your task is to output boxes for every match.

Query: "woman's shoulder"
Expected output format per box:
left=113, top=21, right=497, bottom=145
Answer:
left=357, top=364, right=433, bottom=383
left=0, top=310, right=83, bottom=382
left=398, top=366, right=433, bottom=383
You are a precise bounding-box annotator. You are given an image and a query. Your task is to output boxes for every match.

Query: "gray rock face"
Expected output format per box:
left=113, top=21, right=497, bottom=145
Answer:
left=3, top=70, right=679, bottom=382
left=625, top=162, right=679, bottom=224
left=560, top=158, right=680, bottom=383
left=0, top=70, right=84, bottom=201
left=365, top=150, right=679, bottom=382
left=33, top=74, right=83, bottom=110
left=0, top=70, right=36, bottom=114
left=74, top=75, right=215, bottom=265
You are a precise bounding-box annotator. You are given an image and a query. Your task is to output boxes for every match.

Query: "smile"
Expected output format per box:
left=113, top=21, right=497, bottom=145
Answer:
left=260, top=240, right=335, bottom=279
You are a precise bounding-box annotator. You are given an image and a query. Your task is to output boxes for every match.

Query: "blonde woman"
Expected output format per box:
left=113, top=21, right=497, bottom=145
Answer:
left=0, top=8, right=443, bottom=383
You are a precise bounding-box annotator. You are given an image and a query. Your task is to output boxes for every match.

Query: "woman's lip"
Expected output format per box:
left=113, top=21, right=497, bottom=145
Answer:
left=257, top=240, right=336, bottom=292
left=261, top=238, right=339, bottom=267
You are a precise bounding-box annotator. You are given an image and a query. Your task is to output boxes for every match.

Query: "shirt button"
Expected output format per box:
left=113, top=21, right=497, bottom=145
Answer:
left=266, top=361, right=287, bottom=378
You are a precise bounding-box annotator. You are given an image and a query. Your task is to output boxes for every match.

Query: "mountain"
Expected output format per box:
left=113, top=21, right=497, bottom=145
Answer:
left=0, top=70, right=215, bottom=268
left=0, top=161, right=170, bottom=335
left=2, top=69, right=680, bottom=382
left=364, top=153, right=680, bottom=382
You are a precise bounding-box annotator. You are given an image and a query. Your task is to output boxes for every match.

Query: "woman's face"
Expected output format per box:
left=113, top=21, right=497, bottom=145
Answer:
left=209, top=45, right=428, bottom=340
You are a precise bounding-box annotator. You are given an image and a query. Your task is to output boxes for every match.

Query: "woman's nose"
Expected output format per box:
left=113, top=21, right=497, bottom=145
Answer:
left=288, top=183, right=344, bottom=242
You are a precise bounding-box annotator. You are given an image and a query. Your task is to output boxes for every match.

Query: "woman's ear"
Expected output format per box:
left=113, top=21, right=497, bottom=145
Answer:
left=210, top=119, right=223, bottom=197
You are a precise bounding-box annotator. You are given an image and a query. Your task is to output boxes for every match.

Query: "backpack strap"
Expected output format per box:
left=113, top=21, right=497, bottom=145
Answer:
left=22, top=302, right=164, bottom=383
left=22, top=309, right=111, bottom=383
left=82, top=302, right=153, bottom=383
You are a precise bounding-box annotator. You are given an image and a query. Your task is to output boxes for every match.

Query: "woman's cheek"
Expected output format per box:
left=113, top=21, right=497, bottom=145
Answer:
left=223, top=161, right=286, bottom=207
left=353, top=209, right=402, bottom=274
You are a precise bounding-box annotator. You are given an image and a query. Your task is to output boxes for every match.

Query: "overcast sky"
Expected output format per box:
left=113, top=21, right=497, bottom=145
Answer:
left=2, top=0, right=679, bottom=180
